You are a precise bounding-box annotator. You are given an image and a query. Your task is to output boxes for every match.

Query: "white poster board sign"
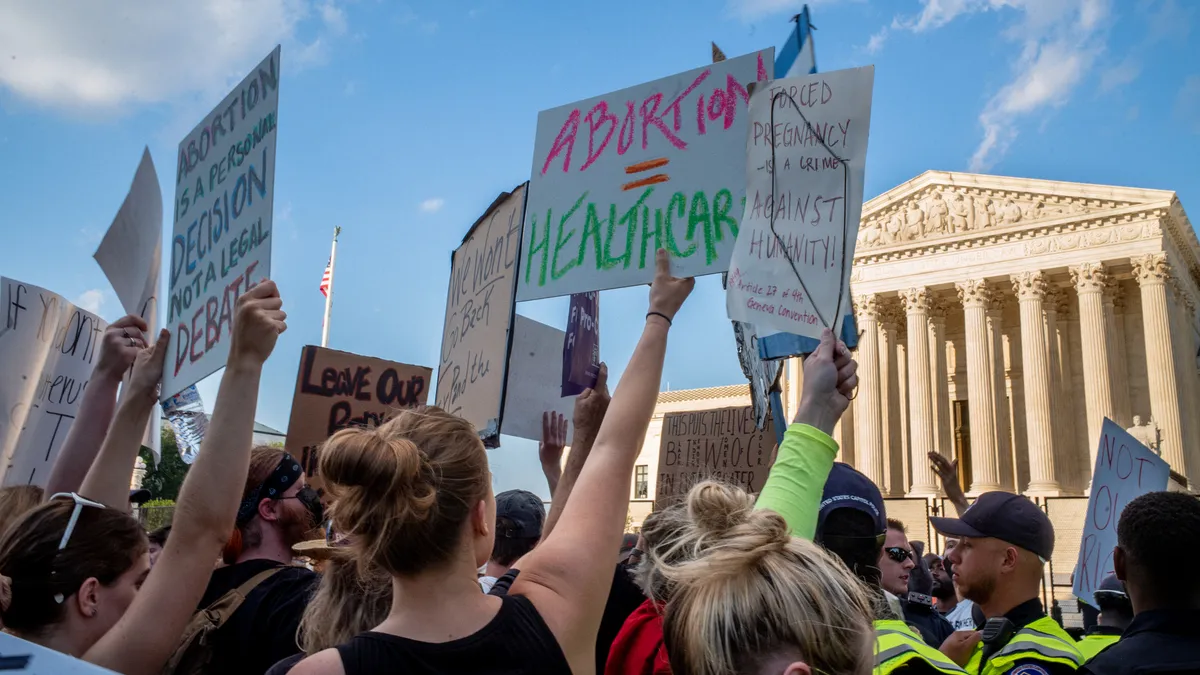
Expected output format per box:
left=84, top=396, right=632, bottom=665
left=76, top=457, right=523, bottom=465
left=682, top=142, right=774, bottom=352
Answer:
left=0, top=631, right=118, bottom=673
left=163, top=45, right=280, bottom=400
left=517, top=49, right=773, bottom=301
left=94, top=147, right=163, bottom=458
left=1072, top=418, right=1169, bottom=607
left=726, top=66, right=875, bottom=339
left=500, top=315, right=575, bottom=442
left=0, top=279, right=108, bottom=486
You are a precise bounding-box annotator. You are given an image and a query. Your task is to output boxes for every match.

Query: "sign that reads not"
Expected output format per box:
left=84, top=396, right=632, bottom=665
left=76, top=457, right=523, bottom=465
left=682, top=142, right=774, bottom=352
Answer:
left=654, top=405, right=777, bottom=508
left=285, top=345, right=432, bottom=493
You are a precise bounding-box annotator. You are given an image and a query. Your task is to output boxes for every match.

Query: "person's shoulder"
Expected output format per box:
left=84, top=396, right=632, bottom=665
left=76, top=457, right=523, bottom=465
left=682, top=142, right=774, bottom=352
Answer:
left=286, top=649, right=344, bottom=675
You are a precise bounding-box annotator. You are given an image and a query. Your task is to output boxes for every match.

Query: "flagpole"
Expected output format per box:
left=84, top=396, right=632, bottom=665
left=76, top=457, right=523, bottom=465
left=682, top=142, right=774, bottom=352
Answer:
left=321, top=226, right=341, bottom=348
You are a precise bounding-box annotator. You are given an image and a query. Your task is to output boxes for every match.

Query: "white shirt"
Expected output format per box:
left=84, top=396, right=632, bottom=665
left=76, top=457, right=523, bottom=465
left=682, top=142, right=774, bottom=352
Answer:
left=478, top=575, right=498, bottom=593
left=943, top=598, right=977, bottom=631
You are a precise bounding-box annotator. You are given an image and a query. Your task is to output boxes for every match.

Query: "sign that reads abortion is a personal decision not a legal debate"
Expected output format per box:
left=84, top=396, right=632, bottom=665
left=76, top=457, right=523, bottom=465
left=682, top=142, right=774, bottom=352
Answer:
left=518, top=49, right=773, bottom=301
left=164, top=46, right=281, bottom=400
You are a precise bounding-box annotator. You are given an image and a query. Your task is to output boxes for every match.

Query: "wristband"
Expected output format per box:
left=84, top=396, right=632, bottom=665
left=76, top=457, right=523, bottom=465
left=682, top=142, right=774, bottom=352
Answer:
left=646, top=311, right=672, bottom=325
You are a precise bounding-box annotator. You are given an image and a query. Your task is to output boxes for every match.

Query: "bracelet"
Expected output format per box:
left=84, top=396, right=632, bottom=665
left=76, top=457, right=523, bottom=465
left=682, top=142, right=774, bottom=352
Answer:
left=646, top=311, right=672, bottom=325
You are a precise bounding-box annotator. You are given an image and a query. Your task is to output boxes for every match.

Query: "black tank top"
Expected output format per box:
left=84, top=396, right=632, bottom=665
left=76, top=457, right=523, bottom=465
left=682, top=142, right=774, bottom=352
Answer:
left=335, top=594, right=572, bottom=675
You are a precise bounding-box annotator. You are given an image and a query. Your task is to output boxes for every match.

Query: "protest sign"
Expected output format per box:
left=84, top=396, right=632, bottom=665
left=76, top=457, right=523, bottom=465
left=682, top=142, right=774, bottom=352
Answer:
left=726, top=66, right=875, bottom=339
left=94, top=147, right=164, bottom=458
left=501, top=315, right=575, bottom=442
left=285, top=345, right=431, bottom=493
left=161, top=385, right=207, bottom=465
left=517, top=49, right=774, bottom=301
left=164, top=45, right=281, bottom=401
left=1073, top=418, right=1169, bottom=607
left=730, top=320, right=780, bottom=430
left=654, top=405, right=777, bottom=508
left=562, top=292, right=599, bottom=397
left=0, top=631, right=118, bottom=673
left=0, top=279, right=107, bottom=486
left=435, top=185, right=525, bottom=445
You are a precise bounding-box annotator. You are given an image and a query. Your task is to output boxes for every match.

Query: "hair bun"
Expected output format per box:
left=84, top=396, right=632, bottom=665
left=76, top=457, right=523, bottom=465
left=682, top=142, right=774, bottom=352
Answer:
left=321, top=428, right=438, bottom=534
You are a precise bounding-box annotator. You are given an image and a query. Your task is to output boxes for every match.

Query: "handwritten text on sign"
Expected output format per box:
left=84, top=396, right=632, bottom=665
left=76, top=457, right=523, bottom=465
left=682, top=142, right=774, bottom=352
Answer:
left=1072, top=418, right=1169, bottom=607
left=0, top=279, right=107, bottom=487
left=435, top=186, right=524, bottom=444
left=285, top=345, right=431, bottom=493
left=164, top=46, right=280, bottom=400
left=726, top=66, right=875, bottom=339
left=655, top=405, right=776, bottom=508
left=518, top=50, right=773, bottom=301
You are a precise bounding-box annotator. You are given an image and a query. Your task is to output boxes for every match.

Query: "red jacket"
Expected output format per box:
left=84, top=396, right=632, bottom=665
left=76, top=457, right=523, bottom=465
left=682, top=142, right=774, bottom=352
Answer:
left=605, top=599, right=672, bottom=675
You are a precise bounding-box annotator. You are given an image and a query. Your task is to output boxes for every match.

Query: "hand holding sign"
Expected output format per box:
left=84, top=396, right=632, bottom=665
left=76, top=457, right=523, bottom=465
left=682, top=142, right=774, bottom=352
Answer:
left=95, top=315, right=149, bottom=383
left=229, top=280, right=287, bottom=370
left=128, top=329, right=171, bottom=401
left=796, top=329, right=857, bottom=434
left=649, top=248, right=695, bottom=323
left=573, top=363, right=610, bottom=440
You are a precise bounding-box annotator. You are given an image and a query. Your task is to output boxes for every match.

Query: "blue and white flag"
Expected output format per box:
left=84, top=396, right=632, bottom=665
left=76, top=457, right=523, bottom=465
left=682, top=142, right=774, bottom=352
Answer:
left=774, top=5, right=816, bottom=78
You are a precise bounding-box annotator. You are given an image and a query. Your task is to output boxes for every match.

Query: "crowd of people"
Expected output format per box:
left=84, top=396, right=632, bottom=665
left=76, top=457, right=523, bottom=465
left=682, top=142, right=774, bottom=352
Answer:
left=0, top=252, right=1197, bottom=675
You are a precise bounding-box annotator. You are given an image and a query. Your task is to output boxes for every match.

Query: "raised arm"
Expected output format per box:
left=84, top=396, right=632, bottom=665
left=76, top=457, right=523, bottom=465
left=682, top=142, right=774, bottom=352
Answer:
left=44, top=315, right=147, bottom=496
left=84, top=281, right=286, bottom=675
left=513, top=249, right=692, bottom=674
left=542, top=364, right=609, bottom=539
left=79, top=328, right=170, bottom=511
left=928, top=452, right=969, bottom=516
left=539, top=411, right=568, bottom=498
left=754, top=329, right=858, bottom=538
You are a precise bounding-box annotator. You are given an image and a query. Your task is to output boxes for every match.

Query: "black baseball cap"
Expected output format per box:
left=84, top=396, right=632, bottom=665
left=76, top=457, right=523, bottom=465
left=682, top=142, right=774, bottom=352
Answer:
left=816, top=463, right=888, bottom=539
left=930, top=491, right=1054, bottom=560
left=129, top=488, right=152, bottom=505
left=495, top=490, right=545, bottom=539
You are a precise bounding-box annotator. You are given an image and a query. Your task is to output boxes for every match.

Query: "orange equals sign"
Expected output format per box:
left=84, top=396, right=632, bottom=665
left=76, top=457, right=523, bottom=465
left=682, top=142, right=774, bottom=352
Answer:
left=622, top=157, right=670, bottom=191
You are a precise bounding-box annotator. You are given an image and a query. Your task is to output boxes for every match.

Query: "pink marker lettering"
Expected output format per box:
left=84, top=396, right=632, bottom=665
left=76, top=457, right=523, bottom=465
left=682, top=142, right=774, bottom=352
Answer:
left=581, top=101, right=618, bottom=171
left=696, top=94, right=706, bottom=135
left=617, top=101, right=637, bottom=155
left=641, top=93, right=686, bottom=151
left=757, top=52, right=768, bottom=81
left=541, top=108, right=581, bottom=174
left=724, top=74, right=750, bottom=130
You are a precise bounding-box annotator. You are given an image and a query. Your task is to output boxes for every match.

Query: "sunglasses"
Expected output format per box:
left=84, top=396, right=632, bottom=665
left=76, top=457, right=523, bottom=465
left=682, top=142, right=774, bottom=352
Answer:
left=884, top=546, right=913, bottom=564
left=49, top=492, right=108, bottom=604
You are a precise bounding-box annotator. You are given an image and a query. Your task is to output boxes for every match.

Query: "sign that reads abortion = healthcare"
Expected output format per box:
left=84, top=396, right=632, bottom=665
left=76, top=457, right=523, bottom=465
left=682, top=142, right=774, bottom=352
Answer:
left=163, top=45, right=281, bottom=400
left=517, top=49, right=773, bottom=301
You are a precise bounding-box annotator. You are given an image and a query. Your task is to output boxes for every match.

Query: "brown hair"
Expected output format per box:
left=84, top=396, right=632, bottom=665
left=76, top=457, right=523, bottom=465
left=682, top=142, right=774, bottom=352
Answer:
left=660, top=481, right=875, bottom=675
left=0, top=498, right=147, bottom=635
left=223, top=446, right=289, bottom=564
left=0, top=485, right=44, bottom=538
left=297, top=550, right=391, bottom=654
left=634, top=503, right=695, bottom=603
left=320, top=406, right=489, bottom=577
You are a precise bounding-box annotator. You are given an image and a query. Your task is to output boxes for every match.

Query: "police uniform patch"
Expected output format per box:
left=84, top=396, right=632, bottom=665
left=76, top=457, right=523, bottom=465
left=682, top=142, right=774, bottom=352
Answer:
left=1010, top=666, right=1050, bottom=675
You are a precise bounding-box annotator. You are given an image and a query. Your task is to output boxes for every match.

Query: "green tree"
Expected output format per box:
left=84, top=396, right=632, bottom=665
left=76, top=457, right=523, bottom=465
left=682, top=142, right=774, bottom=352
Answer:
left=139, top=427, right=191, bottom=501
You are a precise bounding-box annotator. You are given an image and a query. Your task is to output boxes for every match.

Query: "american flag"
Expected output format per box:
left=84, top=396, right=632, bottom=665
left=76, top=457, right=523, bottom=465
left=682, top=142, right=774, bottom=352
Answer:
left=319, top=258, right=332, bottom=297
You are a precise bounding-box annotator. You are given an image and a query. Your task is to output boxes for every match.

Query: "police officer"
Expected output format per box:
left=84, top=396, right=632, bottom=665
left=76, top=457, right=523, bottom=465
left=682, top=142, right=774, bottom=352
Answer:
left=1075, top=575, right=1130, bottom=661
left=931, top=492, right=1083, bottom=675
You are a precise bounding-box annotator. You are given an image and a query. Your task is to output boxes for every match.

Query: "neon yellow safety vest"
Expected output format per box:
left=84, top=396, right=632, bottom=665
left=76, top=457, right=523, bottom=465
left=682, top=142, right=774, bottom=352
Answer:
left=874, top=619, right=967, bottom=675
left=1076, top=633, right=1120, bottom=662
left=963, top=616, right=1083, bottom=674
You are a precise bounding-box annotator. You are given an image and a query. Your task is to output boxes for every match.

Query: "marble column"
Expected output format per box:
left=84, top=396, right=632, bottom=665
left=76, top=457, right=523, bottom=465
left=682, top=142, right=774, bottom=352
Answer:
left=903, top=288, right=938, bottom=496
left=1131, top=254, right=1186, bottom=473
left=987, top=300, right=1015, bottom=492
left=853, top=294, right=886, bottom=487
left=1012, top=272, right=1060, bottom=494
left=957, top=279, right=1002, bottom=493
left=930, top=301, right=954, bottom=464
left=879, top=304, right=905, bottom=497
left=1176, top=294, right=1200, bottom=478
left=834, top=397, right=857, bottom=464
left=1104, top=280, right=1132, bottom=427
left=1070, top=262, right=1117, bottom=473
left=897, top=338, right=910, bottom=494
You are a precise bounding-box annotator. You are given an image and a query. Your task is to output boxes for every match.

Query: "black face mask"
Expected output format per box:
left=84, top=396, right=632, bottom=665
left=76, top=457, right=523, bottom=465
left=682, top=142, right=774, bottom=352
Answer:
left=296, top=487, right=325, bottom=527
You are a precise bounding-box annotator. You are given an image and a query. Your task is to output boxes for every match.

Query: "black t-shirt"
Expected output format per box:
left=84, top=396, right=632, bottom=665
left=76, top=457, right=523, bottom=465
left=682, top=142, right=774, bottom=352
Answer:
left=334, top=594, right=571, bottom=674
left=198, top=559, right=319, bottom=675
left=596, top=562, right=648, bottom=674
left=1080, top=609, right=1200, bottom=675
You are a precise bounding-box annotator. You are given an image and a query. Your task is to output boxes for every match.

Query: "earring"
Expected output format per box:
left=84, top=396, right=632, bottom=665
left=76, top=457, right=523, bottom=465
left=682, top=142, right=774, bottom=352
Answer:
left=89, top=608, right=97, bottom=617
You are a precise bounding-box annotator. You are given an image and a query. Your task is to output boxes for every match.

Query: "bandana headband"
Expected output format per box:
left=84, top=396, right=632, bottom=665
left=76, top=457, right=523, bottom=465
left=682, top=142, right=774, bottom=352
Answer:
left=236, top=453, right=303, bottom=527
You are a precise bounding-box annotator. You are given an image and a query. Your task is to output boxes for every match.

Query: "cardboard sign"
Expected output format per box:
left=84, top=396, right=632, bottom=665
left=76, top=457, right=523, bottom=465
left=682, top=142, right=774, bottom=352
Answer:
left=285, top=346, right=431, bottom=492
left=500, top=315, right=575, bottom=442
left=164, top=46, right=281, bottom=400
left=0, top=631, right=118, bottom=673
left=517, top=49, right=774, bottom=301
left=435, top=185, right=525, bottom=445
left=654, top=405, right=777, bottom=508
left=726, top=66, right=875, bottom=339
left=562, top=292, right=599, bottom=397
left=0, top=279, right=108, bottom=486
left=1073, top=418, right=1169, bottom=607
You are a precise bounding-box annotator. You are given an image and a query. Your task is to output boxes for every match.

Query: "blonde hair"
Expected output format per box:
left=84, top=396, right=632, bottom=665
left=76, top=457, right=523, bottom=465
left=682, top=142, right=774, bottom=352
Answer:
left=297, top=550, right=391, bottom=654
left=634, top=503, right=694, bottom=603
left=0, top=486, right=44, bottom=538
left=319, top=406, right=489, bottom=577
left=660, top=481, right=875, bottom=675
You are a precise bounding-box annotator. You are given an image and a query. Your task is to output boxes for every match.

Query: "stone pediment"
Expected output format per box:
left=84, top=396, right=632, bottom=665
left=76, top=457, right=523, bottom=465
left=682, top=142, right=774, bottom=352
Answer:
left=856, top=171, right=1175, bottom=252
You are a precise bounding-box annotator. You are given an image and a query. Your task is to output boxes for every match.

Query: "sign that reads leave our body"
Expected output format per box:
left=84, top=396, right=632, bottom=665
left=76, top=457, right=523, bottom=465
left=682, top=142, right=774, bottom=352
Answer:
left=286, top=346, right=431, bottom=493
left=654, top=405, right=777, bottom=508
left=517, top=49, right=774, bottom=301
left=164, top=46, right=281, bottom=400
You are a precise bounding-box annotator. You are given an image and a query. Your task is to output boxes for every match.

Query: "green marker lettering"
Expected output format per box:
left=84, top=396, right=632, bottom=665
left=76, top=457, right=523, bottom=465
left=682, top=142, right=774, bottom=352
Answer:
left=664, top=192, right=694, bottom=258
left=714, top=188, right=738, bottom=240
left=641, top=207, right=663, bottom=269
left=552, top=192, right=587, bottom=280
left=579, top=202, right=604, bottom=270
left=525, top=209, right=550, bottom=287
left=609, top=188, right=652, bottom=270
left=688, top=191, right=714, bottom=264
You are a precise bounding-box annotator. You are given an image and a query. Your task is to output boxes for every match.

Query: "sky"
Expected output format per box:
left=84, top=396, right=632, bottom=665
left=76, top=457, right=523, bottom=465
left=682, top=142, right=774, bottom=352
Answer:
left=2, top=0, right=1197, bottom=497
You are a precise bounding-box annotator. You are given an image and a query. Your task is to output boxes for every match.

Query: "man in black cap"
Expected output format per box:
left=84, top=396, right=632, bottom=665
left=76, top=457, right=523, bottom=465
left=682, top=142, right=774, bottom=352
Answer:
left=478, top=489, right=545, bottom=593
left=932, top=491, right=1083, bottom=674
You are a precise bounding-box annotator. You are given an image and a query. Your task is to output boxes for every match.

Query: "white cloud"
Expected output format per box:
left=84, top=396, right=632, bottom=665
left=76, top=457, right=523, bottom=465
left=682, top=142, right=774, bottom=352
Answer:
left=1099, top=57, right=1140, bottom=93
left=865, top=27, right=889, bottom=54
left=0, top=0, right=347, bottom=112
left=1175, top=75, right=1200, bottom=134
left=75, top=289, right=106, bottom=315
left=419, top=198, right=445, bottom=213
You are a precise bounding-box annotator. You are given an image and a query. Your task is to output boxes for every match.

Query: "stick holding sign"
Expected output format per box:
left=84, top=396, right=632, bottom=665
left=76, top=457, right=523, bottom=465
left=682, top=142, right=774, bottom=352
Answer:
left=1073, top=418, right=1169, bottom=608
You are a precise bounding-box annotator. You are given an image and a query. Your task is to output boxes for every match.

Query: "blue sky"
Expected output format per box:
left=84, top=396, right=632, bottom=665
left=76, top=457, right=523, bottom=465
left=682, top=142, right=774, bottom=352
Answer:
left=2, top=0, right=1197, bottom=496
